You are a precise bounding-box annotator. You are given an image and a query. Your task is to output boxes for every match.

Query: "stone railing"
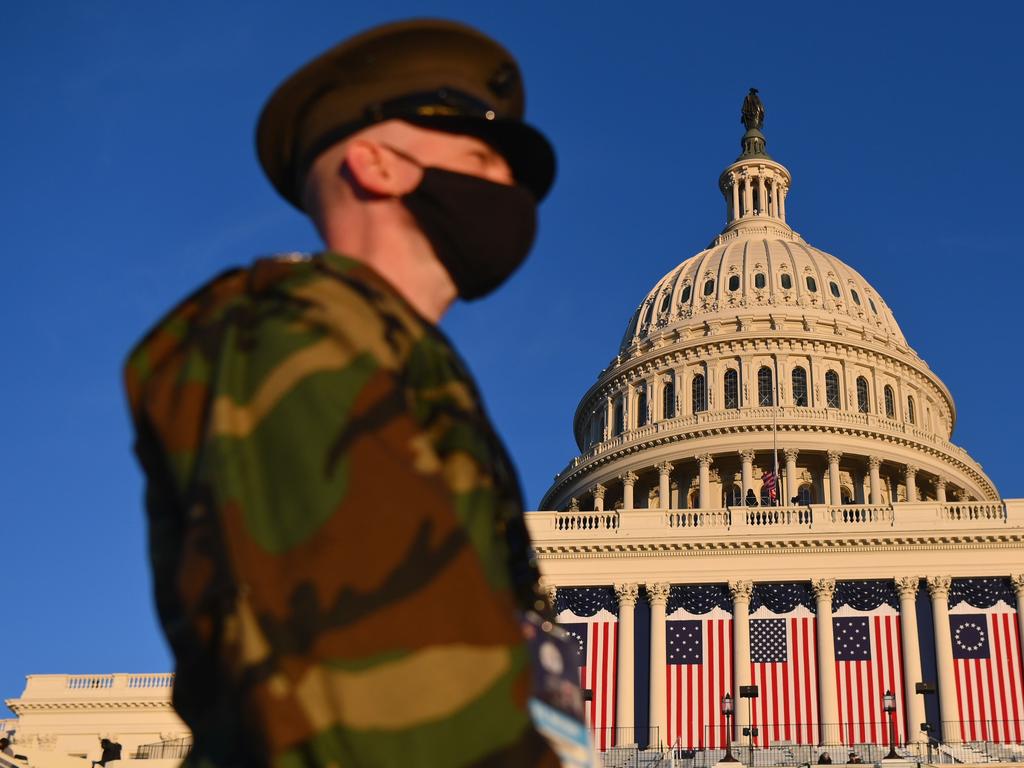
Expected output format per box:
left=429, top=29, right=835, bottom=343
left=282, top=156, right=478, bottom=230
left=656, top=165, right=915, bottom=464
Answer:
left=528, top=500, right=1021, bottom=547
left=17, top=673, right=174, bottom=699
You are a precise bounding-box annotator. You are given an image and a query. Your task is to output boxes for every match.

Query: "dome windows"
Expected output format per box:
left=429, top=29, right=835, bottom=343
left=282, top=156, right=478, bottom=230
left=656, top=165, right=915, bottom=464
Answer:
left=659, top=292, right=671, bottom=313
left=869, top=297, right=878, bottom=314
left=680, top=284, right=692, bottom=303
left=728, top=275, right=740, bottom=292
left=907, top=395, right=916, bottom=424
left=851, top=289, right=861, bottom=306
left=780, top=273, right=793, bottom=290
left=884, top=385, right=896, bottom=419
left=806, top=276, right=818, bottom=292
left=703, top=279, right=715, bottom=296
left=856, top=376, right=870, bottom=414
left=663, top=375, right=676, bottom=419
left=825, top=370, right=841, bottom=408
left=613, top=396, right=625, bottom=435
left=754, top=273, right=766, bottom=289
left=724, top=369, right=739, bottom=409
left=757, top=366, right=774, bottom=406
left=692, top=373, right=708, bottom=413
left=636, top=383, right=648, bottom=427
left=830, top=281, right=841, bottom=298
left=791, top=366, right=808, bottom=407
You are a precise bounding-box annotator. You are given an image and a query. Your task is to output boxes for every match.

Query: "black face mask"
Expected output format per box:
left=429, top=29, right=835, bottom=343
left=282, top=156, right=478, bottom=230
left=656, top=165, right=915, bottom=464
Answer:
left=385, top=145, right=538, bottom=301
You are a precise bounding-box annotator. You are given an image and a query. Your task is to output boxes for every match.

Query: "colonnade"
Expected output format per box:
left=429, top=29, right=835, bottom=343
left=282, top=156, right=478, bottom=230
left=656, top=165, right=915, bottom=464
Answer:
left=724, top=168, right=788, bottom=223
left=552, top=575, right=1024, bottom=746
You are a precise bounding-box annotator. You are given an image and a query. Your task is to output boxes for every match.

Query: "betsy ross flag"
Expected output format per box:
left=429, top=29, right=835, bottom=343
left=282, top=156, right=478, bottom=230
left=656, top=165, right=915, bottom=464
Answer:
left=558, top=587, right=618, bottom=752
left=761, top=470, right=777, bottom=503
left=665, top=600, right=733, bottom=749
left=750, top=606, right=819, bottom=745
left=833, top=607, right=905, bottom=746
left=949, top=604, right=1024, bottom=743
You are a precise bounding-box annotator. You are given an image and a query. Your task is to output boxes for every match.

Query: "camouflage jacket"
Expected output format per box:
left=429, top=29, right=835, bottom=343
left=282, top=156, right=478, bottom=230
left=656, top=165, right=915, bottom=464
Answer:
left=125, top=252, right=558, bottom=768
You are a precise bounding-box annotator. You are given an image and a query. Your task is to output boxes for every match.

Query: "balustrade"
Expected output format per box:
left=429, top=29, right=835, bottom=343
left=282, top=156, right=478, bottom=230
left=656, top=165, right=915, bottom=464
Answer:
left=553, top=510, right=619, bottom=531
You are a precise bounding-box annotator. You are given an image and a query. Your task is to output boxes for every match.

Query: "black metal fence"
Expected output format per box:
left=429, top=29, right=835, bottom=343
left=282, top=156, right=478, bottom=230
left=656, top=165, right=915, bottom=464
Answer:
left=133, top=736, right=193, bottom=759
left=589, top=726, right=660, bottom=752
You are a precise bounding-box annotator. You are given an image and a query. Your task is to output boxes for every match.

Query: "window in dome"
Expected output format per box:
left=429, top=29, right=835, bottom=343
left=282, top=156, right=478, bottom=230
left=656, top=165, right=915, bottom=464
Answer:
left=613, top=395, right=624, bottom=435
left=680, top=284, right=692, bottom=303
left=724, top=368, right=739, bottom=409
left=907, top=395, right=916, bottom=425
left=856, top=376, right=870, bottom=413
left=780, top=273, right=793, bottom=290
left=659, top=292, right=671, bottom=313
left=642, top=301, right=654, bottom=326
left=754, top=273, right=766, bottom=289
left=663, top=375, right=676, bottom=419
left=726, top=484, right=742, bottom=507
left=703, top=279, right=715, bottom=296
left=728, top=275, right=740, bottom=292
left=636, top=383, right=648, bottom=427
left=851, top=289, right=861, bottom=305
left=806, top=276, right=818, bottom=292
left=791, top=366, right=808, bottom=407
left=757, top=366, right=774, bottom=406
left=825, top=370, right=841, bottom=408
left=692, top=372, right=708, bottom=413
left=797, top=484, right=814, bottom=505
left=869, top=298, right=878, bottom=314
left=830, top=281, right=841, bottom=298
left=884, top=385, right=895, bottom=418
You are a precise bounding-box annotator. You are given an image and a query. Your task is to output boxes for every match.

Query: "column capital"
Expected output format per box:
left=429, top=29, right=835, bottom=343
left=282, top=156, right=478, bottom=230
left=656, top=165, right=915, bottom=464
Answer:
left=619, top=471, right=638, bottom=487
left=827, top=450, right=843, bottom=464
left=615, top=583, right=640, bottom=607
left=935, top=476, right=948, bottom=488
left=905, top=464, right=919, bottom=476
left=729, top=579, right=754, bottom=603
left=592, top=483, right=606, bottom=501
left=894, top=576, right=921, bottom=599
left=783, top=448, right=799, bottom=462
left=697, top=453, right=714, bottom=468
left=1010, top=574, right=1024, bottom=597
left=656, top=461, right=674, bottom=477
left=811, top=577, right=837, bottom=601
left=738, top=449, right=756, bottom=463
left=927, top=575, right=953, bottom=599
left=867, top=455, right=882, bottom=470
left=647, top=582, right=671, bottom=606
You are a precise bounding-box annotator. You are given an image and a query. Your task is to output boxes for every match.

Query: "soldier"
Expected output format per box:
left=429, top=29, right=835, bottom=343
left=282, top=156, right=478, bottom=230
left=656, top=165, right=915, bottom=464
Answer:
left=125, top=19, right=589, bottom=768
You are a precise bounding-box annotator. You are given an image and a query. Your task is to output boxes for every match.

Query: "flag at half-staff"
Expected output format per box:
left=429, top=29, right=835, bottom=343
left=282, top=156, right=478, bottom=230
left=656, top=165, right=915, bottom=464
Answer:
left=760, top=469, right=778, bottom=504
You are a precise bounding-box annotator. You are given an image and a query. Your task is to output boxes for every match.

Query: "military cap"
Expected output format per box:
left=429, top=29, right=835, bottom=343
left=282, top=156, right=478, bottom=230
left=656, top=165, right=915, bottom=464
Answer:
left=256, top=18, right=556, bottom=209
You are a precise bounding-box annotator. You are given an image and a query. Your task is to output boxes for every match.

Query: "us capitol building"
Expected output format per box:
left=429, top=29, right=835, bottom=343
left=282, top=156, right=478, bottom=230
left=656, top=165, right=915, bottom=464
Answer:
left=526, top=92, right=1024, bottom=762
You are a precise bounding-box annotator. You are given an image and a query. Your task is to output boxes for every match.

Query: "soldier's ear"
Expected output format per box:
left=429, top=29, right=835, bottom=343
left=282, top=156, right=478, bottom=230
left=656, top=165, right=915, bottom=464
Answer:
left=344, top=139, right=420, bottom=197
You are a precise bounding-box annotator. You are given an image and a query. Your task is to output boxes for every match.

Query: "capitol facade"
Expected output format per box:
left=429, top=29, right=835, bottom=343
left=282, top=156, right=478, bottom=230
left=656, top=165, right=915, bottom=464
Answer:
left=526, top=95, right=1024, bottom=763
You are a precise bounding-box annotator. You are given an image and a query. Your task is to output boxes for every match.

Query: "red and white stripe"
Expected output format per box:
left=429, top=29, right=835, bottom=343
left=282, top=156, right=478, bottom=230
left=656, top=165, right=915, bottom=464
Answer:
left=750, top=614, right=819, bottom=746
left=834, top=609, right=906, bottom=746
left=952, top=609, right=1024, bottom=744
left=665, top=611, right=733, bottom=749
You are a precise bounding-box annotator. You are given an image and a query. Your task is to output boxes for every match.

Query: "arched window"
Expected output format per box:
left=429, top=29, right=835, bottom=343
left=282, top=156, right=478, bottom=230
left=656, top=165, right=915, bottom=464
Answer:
left=725, top=484, right=742, bottom=507
left=613, top=396, right=624, bottom=435
left=728, top=274, right=740, bottom=291
left=636, top=383, right=648, bottom=427
left=840, top=487, right=854, bottom=504
left=663, top=376, right=676, bottom=419
left=757, top=366, right=774, bottom=406
left=754, top=273, right=766, bottom=289
left=797, top=484, right=814, bottom=505
left=692, top=373, right=708, bottom=413
left=791, top=366, right=808, bottom=407
left=703, top=279, right=715, bottom=296
left=806, top=276, right=818, bottom=292
left=907, top=395, right=916, bottom=424
left=884, top=385, right=895, bottom=418
left=825, top=370, right=841, bottom=408
left=687, top=490, right=699, bottom=509
left=724, top=369, right=739, bottom=409
left=680, top=284, right=692, bottom=303
left=830, top=281, right=842, bottom=298
left=780, top=273, right=793, bottom=290
left=659, top=292, right=671, bottom=312
left=851, top=289, right=861, bottom=306
left=869, top=298, right=878, bottom=314
left=856, top=376, right=870, bottom=414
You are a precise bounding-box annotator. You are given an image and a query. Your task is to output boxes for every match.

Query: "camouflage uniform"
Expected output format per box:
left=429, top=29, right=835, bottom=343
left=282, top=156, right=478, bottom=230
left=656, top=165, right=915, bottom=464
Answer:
left=125, top=252, right=559, bottom=767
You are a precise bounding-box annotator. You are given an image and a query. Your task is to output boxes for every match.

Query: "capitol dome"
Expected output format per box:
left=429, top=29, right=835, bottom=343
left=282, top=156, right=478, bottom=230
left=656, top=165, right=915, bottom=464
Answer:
left=539, top=103, right=996, bottom=512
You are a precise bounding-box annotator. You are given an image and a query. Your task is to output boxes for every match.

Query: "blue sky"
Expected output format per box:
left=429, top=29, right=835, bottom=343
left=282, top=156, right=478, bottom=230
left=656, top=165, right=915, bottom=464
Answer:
left=2, top=1, right=1022, bottom=712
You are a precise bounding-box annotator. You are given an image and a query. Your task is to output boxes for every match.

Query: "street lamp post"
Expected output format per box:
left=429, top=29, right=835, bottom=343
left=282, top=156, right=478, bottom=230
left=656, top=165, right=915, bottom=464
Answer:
left=721, top=694, right=738, bottom=762
left=740, top=685, right=759, bottom=766
left=883, top=689, right=899, bottom=760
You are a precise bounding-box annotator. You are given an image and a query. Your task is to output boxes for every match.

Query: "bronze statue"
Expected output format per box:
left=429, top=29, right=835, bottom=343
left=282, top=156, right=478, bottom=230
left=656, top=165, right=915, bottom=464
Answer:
left=741, top=87, right=765, bottom=130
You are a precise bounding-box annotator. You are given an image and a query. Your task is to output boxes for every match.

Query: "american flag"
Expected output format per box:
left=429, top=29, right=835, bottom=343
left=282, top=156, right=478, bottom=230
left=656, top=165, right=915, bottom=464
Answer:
left=948, top=578, right=1024, bottom=743
left=557, top=587, right=618, bottom=751
left=761, top=470, right=777, bottom=503
left=750, top=606, right=819, bottom=745
left=833, top=608, right=905, bottom=746
left=665, top=603, right=733, bottom=749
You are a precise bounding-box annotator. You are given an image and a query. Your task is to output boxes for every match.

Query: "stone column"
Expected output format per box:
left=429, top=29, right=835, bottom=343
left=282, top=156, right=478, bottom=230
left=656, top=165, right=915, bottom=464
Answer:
left=593, top=484, right=606, bottom=512
left=697, top=454, right=714, bottom=509
left=779, top=186, right=787, bottom=221
left=731, top=174, right=740, bottom=221
left=1011, top=575, right=1024, bottom=674
left=868, top=456, right=882, bottom=505
left=927, top=575, right=959, bottom=743
left=935, top=477, right=947, bottom=503
left=812, top=578, right=840, bottom=743
left=896, top=576, right=927, bottom=743
left=743, top=174, right=753, bottom=217
left=615, top=583, right=639, bottom=739
left=905, top=464, right=918, bottom=503
left=784, top=448, right=799, bottom=504
left=827, top=450, right=843, bottom=505
left=739, top=449, right=755, bottom=499
left=730, top=580, right=754, bottom=739
left=657, top=462, right=673, bottom=509
left=648, top=582, right=671, bottom=748
left=620, top=471, right=637, bottom=511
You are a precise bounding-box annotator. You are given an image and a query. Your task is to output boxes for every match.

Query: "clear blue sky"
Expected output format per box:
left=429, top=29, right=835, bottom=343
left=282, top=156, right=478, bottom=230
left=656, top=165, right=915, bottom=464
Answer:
left=2, top=1, right=1022, bottom=713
